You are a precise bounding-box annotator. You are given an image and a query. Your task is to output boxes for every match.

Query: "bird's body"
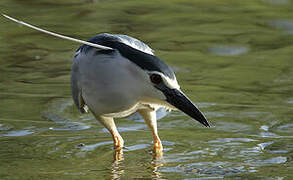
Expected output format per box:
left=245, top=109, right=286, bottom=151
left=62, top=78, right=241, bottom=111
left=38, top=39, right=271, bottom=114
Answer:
left=71, top=34, right=178, bottom=152
left=71, top=34, right=174, bottom=116
left=73, top=48, right=166, bottom=117
left=72, top=49, right=147, bottom=116
left=71, top=34, right=209, bottom=154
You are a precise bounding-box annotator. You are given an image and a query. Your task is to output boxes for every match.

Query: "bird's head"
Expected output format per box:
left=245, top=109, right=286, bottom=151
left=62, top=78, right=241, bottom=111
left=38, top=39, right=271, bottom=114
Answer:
left=144, top=69, right=210, bottom=127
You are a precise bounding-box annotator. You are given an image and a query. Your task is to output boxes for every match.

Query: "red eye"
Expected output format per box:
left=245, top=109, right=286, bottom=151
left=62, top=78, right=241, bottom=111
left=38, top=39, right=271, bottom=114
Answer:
left=150, top=74, right=162, bottom=84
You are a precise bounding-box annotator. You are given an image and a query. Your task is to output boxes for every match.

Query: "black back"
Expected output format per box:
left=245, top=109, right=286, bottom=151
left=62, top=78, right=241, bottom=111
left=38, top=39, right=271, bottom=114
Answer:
left=78, top=34, right=175, bottom=80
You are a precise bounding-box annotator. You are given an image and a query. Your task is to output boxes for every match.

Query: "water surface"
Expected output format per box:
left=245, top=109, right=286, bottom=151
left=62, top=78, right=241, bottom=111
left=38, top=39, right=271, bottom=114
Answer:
left=0, top=0, right=292, bottom=179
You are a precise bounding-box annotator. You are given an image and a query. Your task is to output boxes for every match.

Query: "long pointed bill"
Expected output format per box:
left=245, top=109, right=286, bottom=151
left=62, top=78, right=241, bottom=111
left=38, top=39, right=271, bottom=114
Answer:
left=164, top=89, right=210, bottom=127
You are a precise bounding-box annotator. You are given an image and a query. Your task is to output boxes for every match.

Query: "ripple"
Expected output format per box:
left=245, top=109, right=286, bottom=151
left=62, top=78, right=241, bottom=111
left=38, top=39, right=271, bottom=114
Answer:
left=240, top=111, right=271, bottom=118
left=206, top=111, right=270, bottom=119
left=162, top=161, right=247, bottom=177
left=269, top=20, right=293, bottom=34
left=48, top=123, right=91, bottom=131
left=260, top=125, right=269, bottom=131
left=285, top=98, right=293, bottom=104
left=258, top=132, right=280, bottom=138
left=258, top=140, right=290, bottom=154
left=263, top=0, right=290, bottom=5
left=208, top=45, right=249, bottom=56
left=208, top=138, right=257, bottom=143
left=257, top=141, right=274, bottom=151
left=193, top=165, right=246, bottom=176
left=197, top=102, right=217, bottom=108
left=79, top=141, right=113, bottom=151
left=162, top=140, right=176, bottom=146
left=124, top=144, right=150, bottom=151
left=240, top=147, right=261, bottom=154
left=165, top=156, right=199, bottom=163
left=275, top=123, right=293, bottom=133
left=205, top=112, right=229, bottom=118
left=160, top=166, right=187, bottom=173
left=3, top=130, right=34, bottom=137
left=185, top=150, right=208, bottom=155
left=185, top=177, right=224, bottom=180
left=257, top=156, right=287, bottom=165
left=214, top=122, right=253, bottom=132
left=268, top=149, right=289, bottom=154
left=0, top=123, right=12, bottom=131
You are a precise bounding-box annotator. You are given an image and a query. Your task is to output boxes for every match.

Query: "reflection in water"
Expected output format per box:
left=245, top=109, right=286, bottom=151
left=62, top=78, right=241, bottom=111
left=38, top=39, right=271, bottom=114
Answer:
left=113, top=149, right=124, bottom=162
left=110, top=149, right=165, bottom=180
left=152, top=154, right=165, bottom=180
left=111, top=149, right=124, bottom=180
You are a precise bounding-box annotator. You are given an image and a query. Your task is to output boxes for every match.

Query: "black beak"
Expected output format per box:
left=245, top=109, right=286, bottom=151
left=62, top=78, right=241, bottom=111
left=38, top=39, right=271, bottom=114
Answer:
left=163, top=88, right=210, bottom=127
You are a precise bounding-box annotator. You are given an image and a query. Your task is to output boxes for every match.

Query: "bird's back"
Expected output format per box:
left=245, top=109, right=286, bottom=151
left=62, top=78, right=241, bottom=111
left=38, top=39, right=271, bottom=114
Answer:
left=77, top=33, right=154, bottom=56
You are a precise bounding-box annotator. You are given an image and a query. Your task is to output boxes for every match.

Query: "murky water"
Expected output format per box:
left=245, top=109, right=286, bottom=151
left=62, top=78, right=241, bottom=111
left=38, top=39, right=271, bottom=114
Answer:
left=1, top=0, right=292, bottom=179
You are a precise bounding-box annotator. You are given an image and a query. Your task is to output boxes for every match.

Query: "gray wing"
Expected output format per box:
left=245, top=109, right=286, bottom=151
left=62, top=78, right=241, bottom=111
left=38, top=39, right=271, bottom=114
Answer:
left=71, top=56, right=88, bottom=113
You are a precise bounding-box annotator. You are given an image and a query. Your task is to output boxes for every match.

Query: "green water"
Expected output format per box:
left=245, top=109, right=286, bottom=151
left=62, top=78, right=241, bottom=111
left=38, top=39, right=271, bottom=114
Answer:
left=0, top=0, right=293, bottom=179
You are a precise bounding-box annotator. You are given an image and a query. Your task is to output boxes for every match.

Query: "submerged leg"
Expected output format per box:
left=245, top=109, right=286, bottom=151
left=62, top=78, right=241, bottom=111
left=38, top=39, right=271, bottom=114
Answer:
left=138, top=109, right=163, bottom=155
left=95, top=115, right=124, bottom=149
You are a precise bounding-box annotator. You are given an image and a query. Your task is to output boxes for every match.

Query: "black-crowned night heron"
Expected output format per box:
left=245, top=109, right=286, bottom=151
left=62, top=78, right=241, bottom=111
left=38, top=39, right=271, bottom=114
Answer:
left=3, top=14, right=210, bottom=154
left=71, top=34, right=210, bottom=153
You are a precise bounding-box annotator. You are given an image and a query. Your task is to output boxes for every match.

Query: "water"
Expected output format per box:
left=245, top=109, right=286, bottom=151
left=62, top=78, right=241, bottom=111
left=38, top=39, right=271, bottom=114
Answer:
left=0, top=0, right=292, bottom=179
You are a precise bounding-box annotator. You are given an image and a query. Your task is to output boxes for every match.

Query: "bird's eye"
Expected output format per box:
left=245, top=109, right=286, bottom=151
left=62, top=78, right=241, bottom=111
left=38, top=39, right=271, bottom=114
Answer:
left=150, top=74, right=162, bottom=84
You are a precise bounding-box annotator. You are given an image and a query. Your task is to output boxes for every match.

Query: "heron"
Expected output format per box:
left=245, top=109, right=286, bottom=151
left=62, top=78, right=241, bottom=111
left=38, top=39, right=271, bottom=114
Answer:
left=3, top=14, right=210, bottom=154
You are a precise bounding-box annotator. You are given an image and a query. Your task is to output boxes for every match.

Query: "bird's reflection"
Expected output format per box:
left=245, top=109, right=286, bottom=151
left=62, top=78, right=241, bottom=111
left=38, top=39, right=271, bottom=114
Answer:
left=110, top=149, right=165, bottom=180
left=113, top=148, right=124, bottom=162
left=151, top=152, right=165, bottom=179
left=111, top=149, right=124, bottom=180
left=110, top=148, right=165, bottom=179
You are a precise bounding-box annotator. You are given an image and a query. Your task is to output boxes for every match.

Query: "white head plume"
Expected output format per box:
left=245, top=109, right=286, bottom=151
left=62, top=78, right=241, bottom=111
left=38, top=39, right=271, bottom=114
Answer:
left=2, top=14, right=113, bottom=51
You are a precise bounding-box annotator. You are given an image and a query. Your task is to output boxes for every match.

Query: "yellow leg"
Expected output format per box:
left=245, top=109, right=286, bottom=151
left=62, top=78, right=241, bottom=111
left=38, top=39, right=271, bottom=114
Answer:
left=138, top=109, right=163, bottom=155
left=112, top=132, right=124, bottom=150
left=95, top=115, right=124, bottom=149
left=153, top=134, right=163, bottom=153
